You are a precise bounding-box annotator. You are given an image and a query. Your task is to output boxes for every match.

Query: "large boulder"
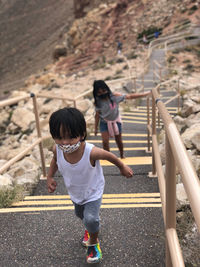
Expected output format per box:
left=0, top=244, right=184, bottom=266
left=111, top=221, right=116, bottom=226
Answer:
left=176, top=183, right=189, bottom=207
left=76, top=98, right=93, bottom=114
left=0, top=173, right=13, bottom=189
left=11, top=107, right=35, bottom=132
left=181, top=123, right=200, bottom=149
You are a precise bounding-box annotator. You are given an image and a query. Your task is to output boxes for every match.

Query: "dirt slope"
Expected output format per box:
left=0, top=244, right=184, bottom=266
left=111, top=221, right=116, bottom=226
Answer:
left=0, top=0, right=199, bottom=99
left=0, top=0, right=74, bottom=99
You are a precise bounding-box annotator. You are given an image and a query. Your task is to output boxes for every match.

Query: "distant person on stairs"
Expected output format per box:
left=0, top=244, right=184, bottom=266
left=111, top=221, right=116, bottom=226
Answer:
left=143, top=34, right=148, bottom=48
left=154, top=30, right=160, bottom=39
left=93, top=80, right=151, bottom=158
left=117, top=41, right=122, bottom=54
left=47, top=107, right=133, bottom=264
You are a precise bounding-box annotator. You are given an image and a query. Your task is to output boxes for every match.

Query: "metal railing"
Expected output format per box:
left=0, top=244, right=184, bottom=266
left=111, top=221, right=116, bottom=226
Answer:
left=0, top=94, right=47, bottom=177
left=148, top=22, right=196, bottom=58
left=150, top=23, right=200, bottom=116
left=0, top=59, right=149, bottom=178
left=133, top=23, right=196, bottom=93
left=146, top=86, right=200, bottom=267
left=146, top=23, right=200, bottom=267
left=0, top=90, right=94, bottom=178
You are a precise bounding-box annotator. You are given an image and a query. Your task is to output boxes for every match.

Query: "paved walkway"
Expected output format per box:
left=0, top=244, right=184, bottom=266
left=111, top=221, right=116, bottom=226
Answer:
left=0, top=45, right=181, bottom=266
left=0, top=117, right=165, bottom=267
left=0, top=109, right=178, bottom=267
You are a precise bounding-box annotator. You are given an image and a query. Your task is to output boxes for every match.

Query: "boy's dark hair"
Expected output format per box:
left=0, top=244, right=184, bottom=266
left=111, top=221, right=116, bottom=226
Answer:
left=93, top=80, right=113, bottom=107
left=49, top=107, right=87, bottom=141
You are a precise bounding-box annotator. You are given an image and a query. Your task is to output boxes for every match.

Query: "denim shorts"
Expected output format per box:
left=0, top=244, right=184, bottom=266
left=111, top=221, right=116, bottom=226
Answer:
left=100, top=120, right=122, bottom=133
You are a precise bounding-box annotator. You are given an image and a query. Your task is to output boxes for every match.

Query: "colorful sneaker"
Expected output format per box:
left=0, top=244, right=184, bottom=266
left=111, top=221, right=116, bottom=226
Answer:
left=81, top=229, right=90, bottom=247
left=86, top=243, right=102, bottom=264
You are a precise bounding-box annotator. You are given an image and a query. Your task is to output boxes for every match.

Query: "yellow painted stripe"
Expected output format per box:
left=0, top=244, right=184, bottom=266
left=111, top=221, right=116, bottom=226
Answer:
left=122, top=116, right=147, bottom=120
left=46, top=153, right=152, bottom=169
left=160, top=96, right=177, bottom=99
left=25, top=195, right=70, bottom=200
left=0, top=204, right=162, bottom=213
left=13, top=198, right=161, bottom=206
left=110, top=147, right=148, bottom=151
left=24, top=193, right=160, bottom=200
left=123, top=113, right=149, bottom=117
left=103, top=193, right=160, bottom=197
left=12, top=200, right=73, bottom=206
left=90, top=133, right=147, bottom=137
left=90, top=140, right=149, bottom=143
left=138, top=106, right=178, bottom=110
left=0, top=206, right=75, bottom=213
left=122, top=111, right=177, bottom=116
left=45, top=157, right=152, bottom=166
left=122, top=113, right=148, bottom=117
left=123, top=120, right=163, bottom=125
left=100, top=156, right=151, bottom=165
left=122, top=120, right=147, bottom=124
left=122, top=112, right=148, bottom=115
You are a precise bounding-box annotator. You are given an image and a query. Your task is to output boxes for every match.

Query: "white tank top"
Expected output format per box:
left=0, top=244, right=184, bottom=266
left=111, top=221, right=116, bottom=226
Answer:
left=56, top=142, right=105, bottom=205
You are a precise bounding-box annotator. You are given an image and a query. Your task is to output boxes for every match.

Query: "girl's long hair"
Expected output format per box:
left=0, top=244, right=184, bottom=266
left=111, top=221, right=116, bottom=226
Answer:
left=93, top=80, right=114, bottom=107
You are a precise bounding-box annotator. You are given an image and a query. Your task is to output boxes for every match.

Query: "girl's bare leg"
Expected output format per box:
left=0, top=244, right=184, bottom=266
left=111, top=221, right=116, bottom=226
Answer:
left=115, top=134, right=124, bottom=158
left=101, top=131, right=110, bottom=151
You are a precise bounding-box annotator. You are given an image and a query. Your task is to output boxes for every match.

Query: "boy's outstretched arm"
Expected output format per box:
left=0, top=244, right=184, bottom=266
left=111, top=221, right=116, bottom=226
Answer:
left=47, top=145, right=58, bottom=193
left=91, top=146, right=133, bottom=178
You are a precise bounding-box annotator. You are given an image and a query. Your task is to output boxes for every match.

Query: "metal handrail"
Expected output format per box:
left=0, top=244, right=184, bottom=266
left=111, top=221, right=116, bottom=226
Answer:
left=146, top=84, right=200, bottom=267
left=0, top=95, right=30, bottom=108
left=165, top=34, right=200, bottom=53
left=146, top=24, right=200, bottom=266
left=0, top=137, right=44, bottom=175
left=0, top=93, right=47, bottom=177
left=151, top=30, right=200, bottom=111
left=0, top=22, right=199, bottom=267
left=0, top=90, right=96, bottom=177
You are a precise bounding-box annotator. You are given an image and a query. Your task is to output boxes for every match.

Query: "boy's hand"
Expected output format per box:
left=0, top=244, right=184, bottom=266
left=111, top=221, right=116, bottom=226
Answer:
left=47, top=177, right=57, bottom=193
left=119, top=164, right=133, bottom=178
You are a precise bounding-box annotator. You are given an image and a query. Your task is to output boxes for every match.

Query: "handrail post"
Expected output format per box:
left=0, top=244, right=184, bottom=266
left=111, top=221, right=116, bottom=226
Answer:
left=151, top=95, right=156, bottom=176
left=31, top=93, right=47, bottom=178
left=177, top=78, right=180, bottom=112
left=165, top=134, right=176, bottom=267
left=157, top=86, right=160, bottom=128
left=146, top=96, right=151, bottom=152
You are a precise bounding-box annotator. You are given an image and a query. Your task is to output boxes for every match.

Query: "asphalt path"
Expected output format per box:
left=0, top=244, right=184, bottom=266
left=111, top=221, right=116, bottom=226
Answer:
left=0, top=112, right=166, bottom=267
left=0, top=48, right=181, bottom=266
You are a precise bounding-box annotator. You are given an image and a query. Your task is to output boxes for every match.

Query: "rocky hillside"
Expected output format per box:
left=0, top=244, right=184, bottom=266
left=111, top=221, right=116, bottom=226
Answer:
left=55, top=0, right=200, bottom=74
left=0, top=0, right=200, bottom=99
left=0, top=0, right=74, bottom=99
